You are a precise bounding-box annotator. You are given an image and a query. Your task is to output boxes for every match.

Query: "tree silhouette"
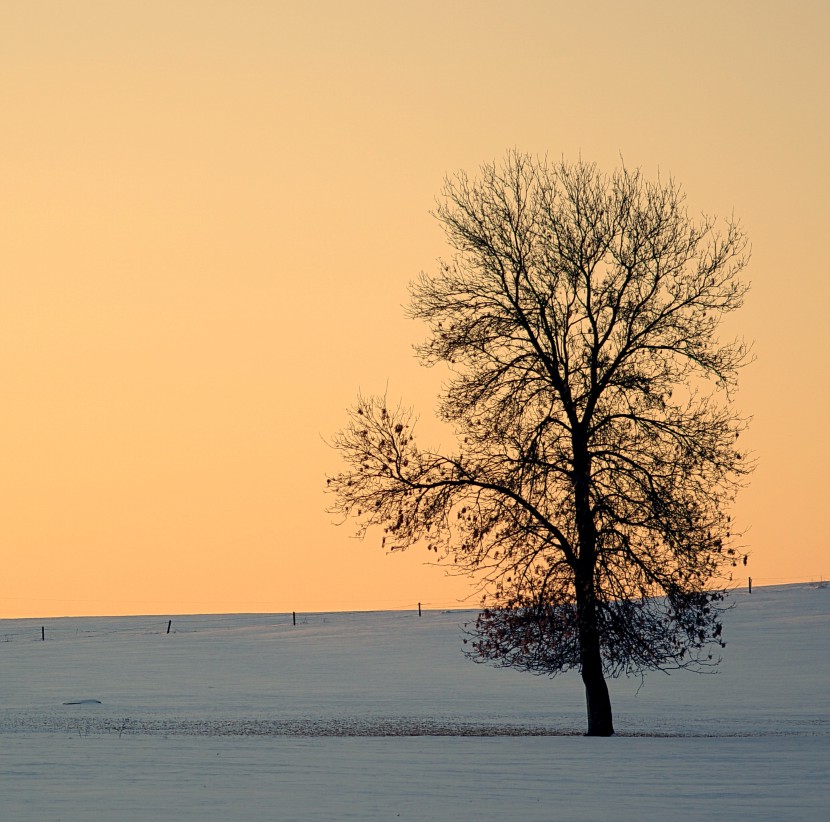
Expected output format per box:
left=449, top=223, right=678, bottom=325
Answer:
left=328, top=153, right=753, bottom=735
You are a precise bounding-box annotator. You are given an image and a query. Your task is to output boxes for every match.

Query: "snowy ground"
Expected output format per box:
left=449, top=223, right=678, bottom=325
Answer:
left=1, top=584, right=828, bottom=820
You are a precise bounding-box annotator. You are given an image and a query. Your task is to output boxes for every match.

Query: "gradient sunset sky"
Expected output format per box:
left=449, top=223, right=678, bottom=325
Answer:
left=2, top=1, right=828, bottom=617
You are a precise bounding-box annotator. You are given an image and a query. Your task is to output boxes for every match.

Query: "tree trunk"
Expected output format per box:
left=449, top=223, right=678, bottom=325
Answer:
left=580, top=630, right=614, bottom=736
left=572, top=428, right=614, bottom=735
left=574, top=574, right=614, bottom=735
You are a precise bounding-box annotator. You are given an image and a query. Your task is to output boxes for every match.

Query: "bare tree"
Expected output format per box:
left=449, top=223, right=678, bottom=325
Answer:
left=328, top=153, right=753, bottom=736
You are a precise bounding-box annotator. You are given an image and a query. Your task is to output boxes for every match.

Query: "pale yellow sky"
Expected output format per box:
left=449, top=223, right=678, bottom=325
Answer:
left=1, top=1, right=828, bottom=617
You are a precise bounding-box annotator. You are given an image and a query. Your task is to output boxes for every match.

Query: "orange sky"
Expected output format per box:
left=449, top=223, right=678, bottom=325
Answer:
left=1, top=1, right=828, bottom=617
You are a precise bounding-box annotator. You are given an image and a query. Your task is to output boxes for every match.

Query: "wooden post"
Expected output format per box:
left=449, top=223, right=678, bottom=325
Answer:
left=748, top=577, right=752, bottom=594
left=292, top=611, right=296, bottom=626
left=167, top=619, right=172, bottom=634
left=418, top=602, right=422, bottom=617
left=41, top=626, right=45, bottom=641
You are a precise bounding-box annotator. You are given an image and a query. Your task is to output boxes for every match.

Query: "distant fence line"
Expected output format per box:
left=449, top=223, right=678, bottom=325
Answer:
left=0, top=603, right=481, bottom=644
left=743, top=575, right=827, bottom=585
left=4, top=575, right=828, bottom=618
left=2, top=579, right=827, bottom=642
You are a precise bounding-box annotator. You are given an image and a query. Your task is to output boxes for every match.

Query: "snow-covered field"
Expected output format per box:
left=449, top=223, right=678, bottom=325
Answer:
left=1, top=584, right=828, bottom=820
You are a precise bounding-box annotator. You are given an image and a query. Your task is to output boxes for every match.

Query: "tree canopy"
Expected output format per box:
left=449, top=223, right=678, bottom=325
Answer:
left=328, top=153, right=753, bottom=735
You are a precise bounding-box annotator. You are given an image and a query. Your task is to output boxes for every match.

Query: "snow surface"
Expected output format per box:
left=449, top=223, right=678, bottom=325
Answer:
left=1, top=584, right=828, bottom=820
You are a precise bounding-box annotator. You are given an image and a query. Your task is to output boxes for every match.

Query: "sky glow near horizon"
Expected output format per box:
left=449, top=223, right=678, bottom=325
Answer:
left=1, top=1, right=828, bottom=617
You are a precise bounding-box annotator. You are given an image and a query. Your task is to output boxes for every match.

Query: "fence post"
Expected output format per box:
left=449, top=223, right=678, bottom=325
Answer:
left=292, top=611, right=296, bottom=626
left=167, top=619, right=172, bottom=634
left=41, top=626, right=45, bottom=642
left=748, top=577, right=752, bottom=594
left=418, top=602, right=422, bottom=617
